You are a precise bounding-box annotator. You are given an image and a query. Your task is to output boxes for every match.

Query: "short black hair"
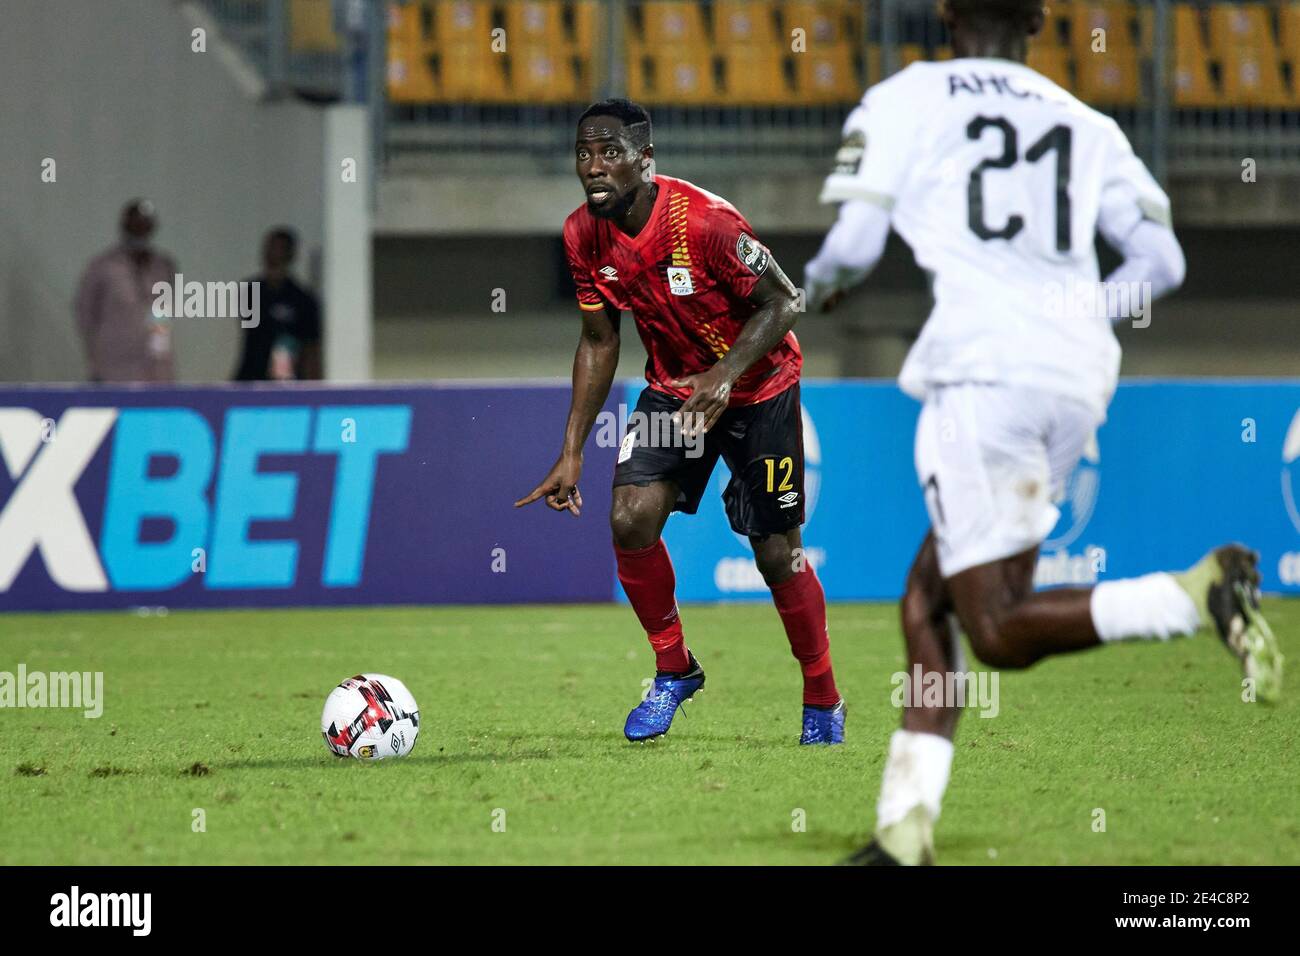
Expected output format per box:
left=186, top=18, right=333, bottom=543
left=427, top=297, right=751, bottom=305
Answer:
left=940, top=0, right=1045, bottom=35
left=577, top=98, right=653, bottom=152
left=266, top=226, right=298, bottom=258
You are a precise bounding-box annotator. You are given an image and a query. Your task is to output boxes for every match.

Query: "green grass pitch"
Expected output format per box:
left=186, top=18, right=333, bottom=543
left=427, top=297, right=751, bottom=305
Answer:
left=1, top=600, right=1296, bottom=865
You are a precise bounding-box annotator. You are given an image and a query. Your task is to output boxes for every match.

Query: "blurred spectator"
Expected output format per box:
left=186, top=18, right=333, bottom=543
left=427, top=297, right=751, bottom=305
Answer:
left=233, top=227, right=322, bottom=382
left=74, top=199, right=178, bottom=383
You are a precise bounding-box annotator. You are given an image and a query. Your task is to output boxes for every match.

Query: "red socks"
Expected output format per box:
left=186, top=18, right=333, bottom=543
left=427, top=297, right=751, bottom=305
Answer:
left=615, top=539, right=690, bottom=674
left=770, top=568, right=840, bottom=706
left=616, top=540, right=839, bottom=706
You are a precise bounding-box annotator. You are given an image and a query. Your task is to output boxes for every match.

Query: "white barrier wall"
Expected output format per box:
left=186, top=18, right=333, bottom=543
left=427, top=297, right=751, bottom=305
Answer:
left=0, top=0, right=326, bottom=384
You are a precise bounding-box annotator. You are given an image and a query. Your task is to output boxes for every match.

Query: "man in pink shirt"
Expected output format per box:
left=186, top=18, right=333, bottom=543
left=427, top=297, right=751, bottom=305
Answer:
left=75, top=199, right=179, bottom=383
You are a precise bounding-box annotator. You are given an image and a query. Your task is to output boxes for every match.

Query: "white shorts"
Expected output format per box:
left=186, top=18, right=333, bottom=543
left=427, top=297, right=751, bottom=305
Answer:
left=915, top=383, right=1102, bottom=578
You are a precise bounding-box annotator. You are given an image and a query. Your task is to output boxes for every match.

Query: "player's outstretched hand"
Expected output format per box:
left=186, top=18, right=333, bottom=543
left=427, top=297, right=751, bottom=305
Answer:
left=672, top=367, right=733, bottom=439
left=514, top=453, right=583, bottom=516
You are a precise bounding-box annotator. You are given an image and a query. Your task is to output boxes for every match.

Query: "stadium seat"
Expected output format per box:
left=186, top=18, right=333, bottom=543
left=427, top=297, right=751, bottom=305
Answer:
left=1076, top=47, right=1140, bottom=104
left=387, top=2, right=426, bottom=47
left=719, top=48, right=793, bottom=104
left=932, top=45, right=954, bottom=61
left=433, top=0, right=493, bottom=46
left=572, top=0, right=598, bottom=51
left=1027, top=44, right=1072, bottom=90
left=1206, top=3, right=1273, bottom=56
left=387, top=44, right=438, bottom=102
left=639, top=1, right=710, bottom=48
left=510, top=45, right=580, bottom=102
left=503, top=0, right=568, bottom=50
left=781, top=0, right=850, bottom=46
left=1069, top=1, right=1136, bottom=60
left=628, top=49, right=718, bottom=104
left=714, top=0, right=780, bottom=48
left=289, top=0, right=339, bottom=53
left=795, top=42, right=859, bottom=102
left=1173, top=5, right=1220, bottom=107
left=1219, top=42, right=1292, bottom=106
left=437, top=45, right=511, bottom=101
left=1282, top=2, right=1300, bottom=62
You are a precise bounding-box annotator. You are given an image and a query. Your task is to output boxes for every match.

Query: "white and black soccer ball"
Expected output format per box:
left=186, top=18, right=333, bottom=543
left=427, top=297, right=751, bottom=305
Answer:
left=321, top=674, right=420, bottom=760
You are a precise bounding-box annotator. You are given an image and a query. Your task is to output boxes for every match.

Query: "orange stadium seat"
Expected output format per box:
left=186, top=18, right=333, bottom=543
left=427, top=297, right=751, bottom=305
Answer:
left=1206, top=3, right=1273, bottom=55
left=1172, top=5, right=1220, bottom=107
left=290, top=0, right=339, bottom=53
left=437, top=45, right=511, bottom=101
left=387, top=44, right=438, bottom=102
left=719, top=48, right=793, bottom=104
left=503, top=1, right=568, bottom=50
left=781, top=0, right=850, bottom=46
left=1281, top=3, right=1300, bottom=63
left=1076, top=47, right=1140, bottom=104
left=639, top=1, right=710, bottom=48
left=572, top=0, right=598, bottom=51
left=1027, top=44, right=1072, bottom=89
left=510, top=45, right=580, bottom=102
left=714, top=1, right=780, bottom=48
left=795, top=42, right=859, bottom=101
left=1069, top=1, right=1136, bottom=59
left=1219, top=42, right=1293, bottom=106
left=844, top=0, right=864, bottom=45
left=387, top=2, right=426, bottom=47
left=628, top=49, right=718, bottom=104
left=433, top=0, right=493, bottom=46
left=933, top=45, right=954, bottom=61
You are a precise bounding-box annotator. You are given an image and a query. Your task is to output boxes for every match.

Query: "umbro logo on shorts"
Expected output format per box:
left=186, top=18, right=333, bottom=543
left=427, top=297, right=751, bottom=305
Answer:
left=778, top=491, right=800, bottom=508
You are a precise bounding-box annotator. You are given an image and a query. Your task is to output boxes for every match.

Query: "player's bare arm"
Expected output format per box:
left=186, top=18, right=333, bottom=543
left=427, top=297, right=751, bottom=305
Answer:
left=673, top=258, right=798, bottom=437
left=514, top=302, right=620, bottom=517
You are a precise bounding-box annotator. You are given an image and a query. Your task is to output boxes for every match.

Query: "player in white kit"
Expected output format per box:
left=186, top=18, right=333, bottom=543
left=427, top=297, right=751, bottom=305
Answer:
left=804, top=0, right=1284, bottom=865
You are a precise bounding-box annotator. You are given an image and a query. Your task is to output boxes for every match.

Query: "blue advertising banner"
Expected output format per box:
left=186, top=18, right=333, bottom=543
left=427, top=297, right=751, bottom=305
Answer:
left=623, top=379, right=1300, bottom=603
left=2, top=380, right=1298, bottom=611
left=0, top=384, right=618, bottom=611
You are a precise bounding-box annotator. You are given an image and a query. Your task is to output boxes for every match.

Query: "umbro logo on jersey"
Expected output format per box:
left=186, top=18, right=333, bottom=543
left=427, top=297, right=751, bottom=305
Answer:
left=599, top=266, right=619, bottom=281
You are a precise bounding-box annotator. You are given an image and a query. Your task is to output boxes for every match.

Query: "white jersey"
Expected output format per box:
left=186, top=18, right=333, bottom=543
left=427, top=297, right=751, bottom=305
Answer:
left=820, top=58, right=1172, bottom=418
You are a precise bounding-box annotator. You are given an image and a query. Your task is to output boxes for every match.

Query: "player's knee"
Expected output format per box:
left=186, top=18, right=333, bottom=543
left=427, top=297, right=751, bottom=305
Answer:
left=609, top=498, right=660, bottom=550
left=964, top=619, right=1033, bottom=670
left=749, top=534, right=795, bottom=586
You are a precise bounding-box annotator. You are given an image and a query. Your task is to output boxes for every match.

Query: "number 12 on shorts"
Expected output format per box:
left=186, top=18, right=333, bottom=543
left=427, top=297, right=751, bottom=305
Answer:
left=765, top=456, right=794, bottom=493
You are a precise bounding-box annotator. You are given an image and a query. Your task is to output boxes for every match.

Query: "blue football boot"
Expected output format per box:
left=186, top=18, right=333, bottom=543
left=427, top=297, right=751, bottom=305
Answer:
left=800, top=699, right=846, bottom=745
left=624, top=654, right=705, bottom=742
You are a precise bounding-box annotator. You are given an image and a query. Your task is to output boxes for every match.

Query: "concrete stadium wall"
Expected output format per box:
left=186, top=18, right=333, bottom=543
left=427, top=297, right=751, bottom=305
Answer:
left=370, top=228, right=1300, bottom=382
left=0, top=0, right=326, bottom=384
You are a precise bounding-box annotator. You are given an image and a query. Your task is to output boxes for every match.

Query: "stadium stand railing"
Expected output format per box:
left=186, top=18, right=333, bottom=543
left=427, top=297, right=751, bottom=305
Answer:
left=197, top=0, right=1300, bottom=176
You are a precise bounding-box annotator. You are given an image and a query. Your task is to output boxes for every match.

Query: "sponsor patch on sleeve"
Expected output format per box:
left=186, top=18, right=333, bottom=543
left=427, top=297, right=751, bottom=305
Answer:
left=735, top=233, right=770, bottom=277
left=832, top=129, right=866, bottom=176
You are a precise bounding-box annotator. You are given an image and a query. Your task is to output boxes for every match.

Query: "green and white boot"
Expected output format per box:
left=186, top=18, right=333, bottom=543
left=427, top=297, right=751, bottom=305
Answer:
left=1175, top=544, right=1283, bottom=703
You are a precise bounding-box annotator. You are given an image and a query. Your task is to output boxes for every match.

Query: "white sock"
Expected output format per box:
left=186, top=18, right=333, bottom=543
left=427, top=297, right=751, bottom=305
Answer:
left=876, top=729, right=954, bottom=830
left=1090, top=572, right=1201, bottom=642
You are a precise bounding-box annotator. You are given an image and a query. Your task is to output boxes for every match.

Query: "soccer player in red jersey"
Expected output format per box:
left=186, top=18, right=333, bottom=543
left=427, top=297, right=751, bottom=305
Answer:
left=516, top=99, right=845, bottom=744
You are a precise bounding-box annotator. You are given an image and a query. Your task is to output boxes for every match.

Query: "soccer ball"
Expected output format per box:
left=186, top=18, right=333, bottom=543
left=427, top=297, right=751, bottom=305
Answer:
left=321, top=674, right=420, bottom=760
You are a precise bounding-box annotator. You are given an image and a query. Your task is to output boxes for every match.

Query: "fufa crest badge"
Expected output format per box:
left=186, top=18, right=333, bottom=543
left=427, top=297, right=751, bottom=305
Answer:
left=667, top=266, right=694, bottom=296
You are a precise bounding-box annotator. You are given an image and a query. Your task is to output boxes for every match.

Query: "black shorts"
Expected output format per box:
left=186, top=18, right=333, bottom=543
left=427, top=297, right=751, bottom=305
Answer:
left=612, top=383, right=805, bottom=537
